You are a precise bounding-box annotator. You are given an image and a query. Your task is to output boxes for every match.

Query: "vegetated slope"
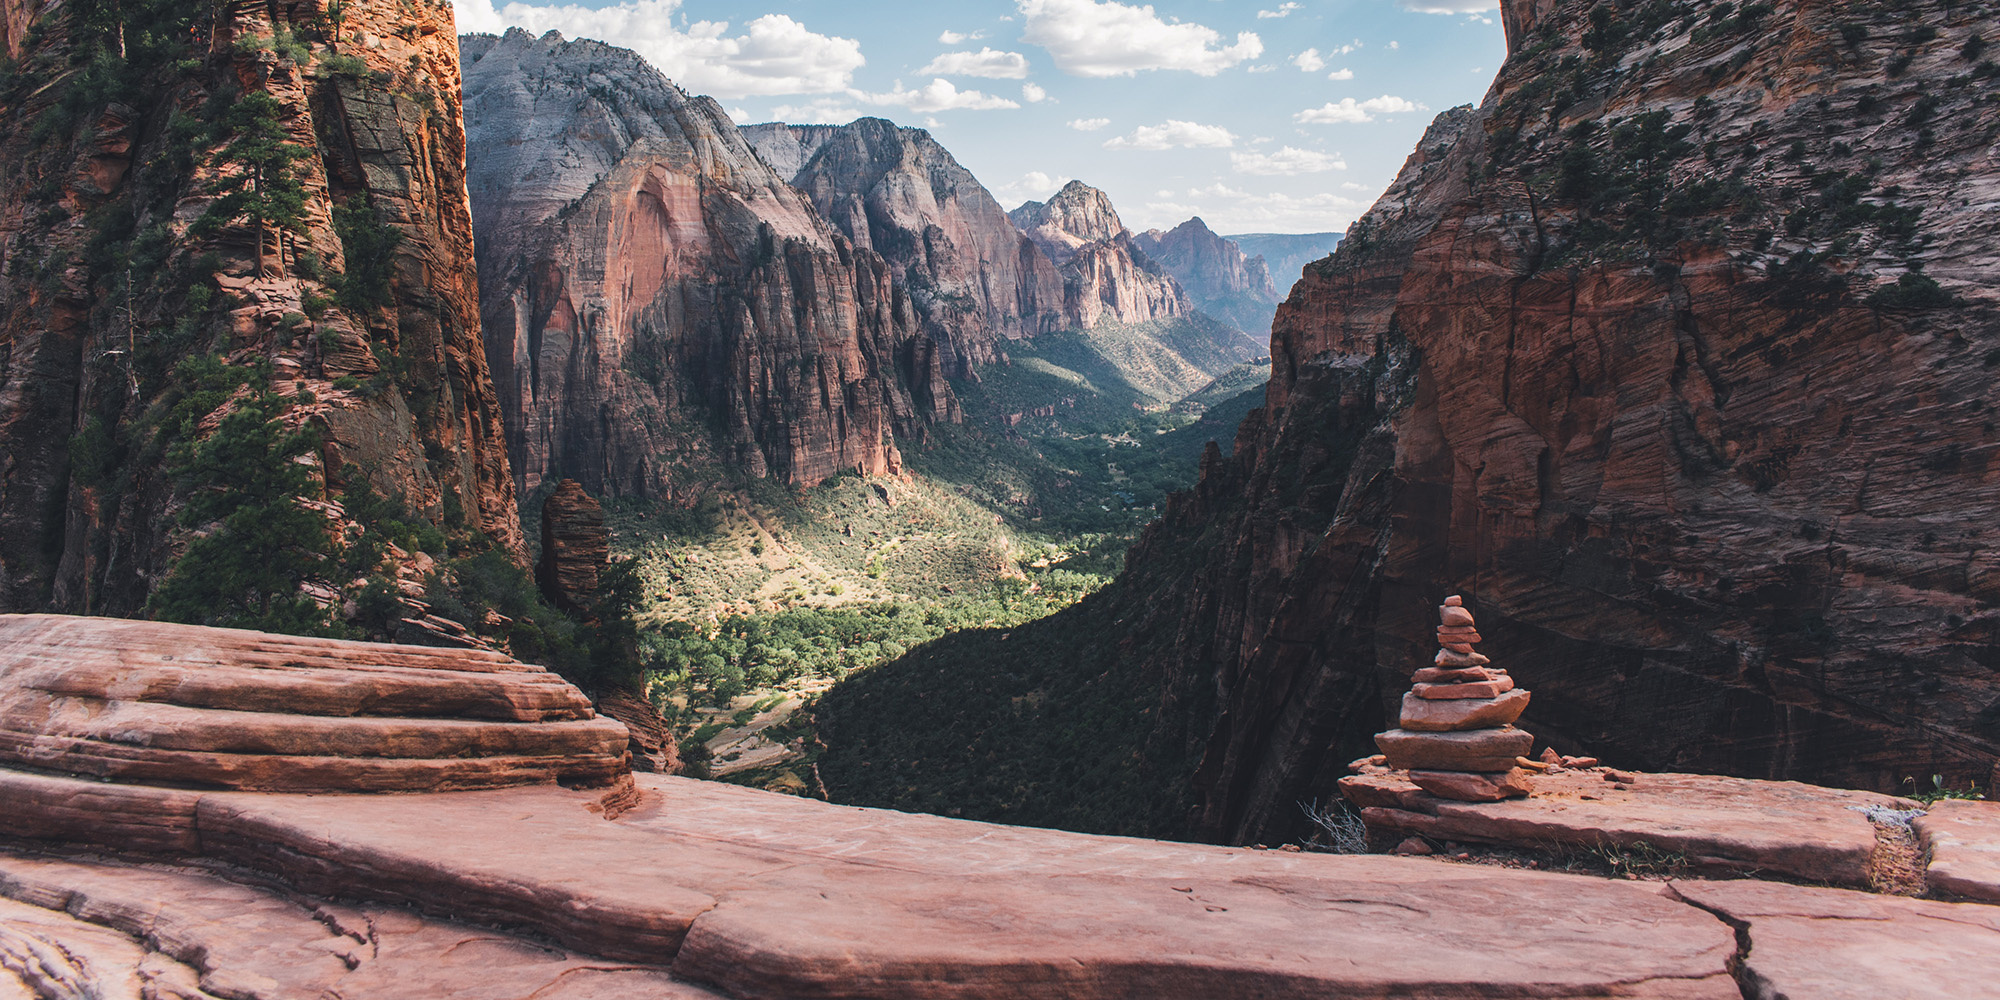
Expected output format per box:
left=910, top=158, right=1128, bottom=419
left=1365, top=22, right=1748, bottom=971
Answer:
left=821, top=0, right=2000, bottom=843
left=463, top=30, right=951, bottom=497
left=0, top=0, right=521, bottom=629
left=1226, top=232, right=1344, bottom=292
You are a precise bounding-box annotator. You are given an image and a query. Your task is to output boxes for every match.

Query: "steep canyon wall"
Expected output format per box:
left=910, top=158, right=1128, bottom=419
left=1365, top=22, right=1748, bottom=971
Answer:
left=1148, top=0, right=2000, bottom=842
left=0, top=0, right=519, bottom=617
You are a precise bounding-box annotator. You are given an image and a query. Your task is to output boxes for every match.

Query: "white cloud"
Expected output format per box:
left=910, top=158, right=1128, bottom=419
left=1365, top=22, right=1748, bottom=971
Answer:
left=1103, top=119, right=1237, bottom=150
left=1333, top=40, right=1362, bottom=55
left=938, top=29, right=987, bottom=44
left=1134, top=189, right=1363, bottom=232
left=770, top=98, right=862, bottom=123
left=918, top=48, right=1031, bottom=79
left=453, top=0, right=864, bottom=99
left=1067, top=116, right=1111, bottom=131
left=1231, top=146, right=1346, bottom=175
left=1397, top=0, right=1495, bottom=12
left=1389, top=41, right=1400, bottom=49
left=1327, top=67, right=1353, bottom=80
left=858, top=78, right=1021, bottom=112
left=1293, top=49, right=1325, bottom=72
left=1022, top=82, right=1048, bottom=102
left=1257, top=3, right=1302, bottom=18
left=994, top=170, right=1072, bottom=204
left=1294, top=95, right=1427, bottom=124
left=1019, top=0, right=1263, bottom=78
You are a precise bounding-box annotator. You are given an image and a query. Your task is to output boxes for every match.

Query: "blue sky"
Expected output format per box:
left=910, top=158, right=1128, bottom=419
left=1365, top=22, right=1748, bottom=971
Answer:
left=452, top=0, right=1505, bottom=234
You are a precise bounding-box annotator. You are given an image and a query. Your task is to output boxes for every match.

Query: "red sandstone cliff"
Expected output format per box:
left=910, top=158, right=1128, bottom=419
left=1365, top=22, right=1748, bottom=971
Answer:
left=0, top=0, right=520, bottom=616
left=1011, top=180, right=1196, bottom=328
left=743, top=119, right=1070, bottom=372
left=465, top=31, right=944, bottom=496
left=1109, top=0, right=2000, bottom=842
left=1134, top=217, right=1280, bottom=337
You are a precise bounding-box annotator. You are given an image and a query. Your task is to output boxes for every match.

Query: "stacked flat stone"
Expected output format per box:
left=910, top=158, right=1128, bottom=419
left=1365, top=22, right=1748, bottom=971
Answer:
left=1373, top=596, right=1535, bottom=802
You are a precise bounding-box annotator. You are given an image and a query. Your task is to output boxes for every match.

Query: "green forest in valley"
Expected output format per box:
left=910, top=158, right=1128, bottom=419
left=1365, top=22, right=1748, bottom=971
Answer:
left=596, top=319, right=1268, bottom=795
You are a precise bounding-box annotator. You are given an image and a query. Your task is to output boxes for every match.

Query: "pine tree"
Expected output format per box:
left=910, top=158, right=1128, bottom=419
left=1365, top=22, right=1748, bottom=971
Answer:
left=196, top=91, right=309, bottom=278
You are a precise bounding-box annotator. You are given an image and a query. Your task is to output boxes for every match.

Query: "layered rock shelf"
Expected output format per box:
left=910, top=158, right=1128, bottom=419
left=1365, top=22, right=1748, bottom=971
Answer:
left=1, top=615, right=1996, bottom=998
left=0, top=615, right=628, bottom=792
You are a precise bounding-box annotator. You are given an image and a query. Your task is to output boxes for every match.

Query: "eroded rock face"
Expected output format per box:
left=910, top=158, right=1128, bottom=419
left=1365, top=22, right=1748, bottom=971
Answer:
left=536, top=479, right=606, bottom=616
left=743, top=118, right=1069, bottom=370
left=465, top=31, right=939, bottom=496
left=1107, top=0, right=2000, bottom=843
left=0, top=614, right=629, bottom=791
left=1011, top=180, right=1196, bottom=327
left=0, top=1, right=523, bottom=616
left=1134, top=217, right=1280, bottom=337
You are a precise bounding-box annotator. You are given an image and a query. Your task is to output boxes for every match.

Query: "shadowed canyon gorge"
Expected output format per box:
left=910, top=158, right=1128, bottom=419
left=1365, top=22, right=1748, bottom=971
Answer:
left=817, top=0, right=2000, bottom=845
left=0, top=1, right=1998, bottom=992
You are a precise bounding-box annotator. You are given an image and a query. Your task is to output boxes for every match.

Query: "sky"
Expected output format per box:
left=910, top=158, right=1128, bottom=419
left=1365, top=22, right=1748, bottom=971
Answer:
left=451, top=0, right=1506, bottom=235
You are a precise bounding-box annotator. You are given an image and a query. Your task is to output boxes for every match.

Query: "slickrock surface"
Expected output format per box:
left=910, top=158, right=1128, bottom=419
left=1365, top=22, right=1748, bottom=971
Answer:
left=536, top=479, right=608, bottom=615
left=1, top=772, right=1742, bottom=998
left=0, top=851, right=718, bottom=1000
left=462, top=29, right=938, bottom=493
left=0, top=615, right=627, bottom=791
left=1342, top=767, right=1917, bottom=886
left=1915, top=799, right=2000, bottom=902
left=1668, top=880, right=2000, bottom=1000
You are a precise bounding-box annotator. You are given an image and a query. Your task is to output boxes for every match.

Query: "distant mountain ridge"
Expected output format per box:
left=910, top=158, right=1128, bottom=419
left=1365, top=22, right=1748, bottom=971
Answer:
left=1225, top=232, right=1345, bottom=292
left=1134, top=218, right=1281, bottom=340
left=464, top=30, right=945, bottom=496
left=465, top=33, right=1270, bottom=500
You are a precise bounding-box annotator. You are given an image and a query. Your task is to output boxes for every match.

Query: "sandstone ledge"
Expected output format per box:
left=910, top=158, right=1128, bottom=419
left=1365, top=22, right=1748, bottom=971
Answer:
left=0, top=615, right=628, bottom=792
left=1341, top=767, right=1918, bottom=886
left=1915, top=799, right=2000, bottom=902
left=1668, top=880, right=2000, bottom=1000
left=4, top=771, right=1739, bottom=998
left=8, top=769, right=1999, bottom=998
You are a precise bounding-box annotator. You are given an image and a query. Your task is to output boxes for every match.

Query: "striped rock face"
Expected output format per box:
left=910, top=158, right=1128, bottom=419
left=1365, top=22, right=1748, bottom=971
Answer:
left=0, top=614, right=629, bottom=792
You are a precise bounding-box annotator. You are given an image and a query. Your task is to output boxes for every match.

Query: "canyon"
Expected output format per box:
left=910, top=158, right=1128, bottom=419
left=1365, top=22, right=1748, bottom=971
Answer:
left=468, top=31, right=1262, bottom=500
left=818, top=0, right=2000, bottom=846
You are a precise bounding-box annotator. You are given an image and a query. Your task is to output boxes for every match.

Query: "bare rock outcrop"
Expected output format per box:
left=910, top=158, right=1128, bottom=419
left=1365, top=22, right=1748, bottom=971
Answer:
left=743, top=118, right=1069, bottom=370
left=536, top=479, right=607, bottom=616
left=1133, top=217, right=1281, bottom=336
left=0, top=1, right=523, bottom=618
left=465, top=31, right=942, bottom=496
left=1011, top=180, right=1197, bottom=327
left=0, top=614, right=628, bottom=791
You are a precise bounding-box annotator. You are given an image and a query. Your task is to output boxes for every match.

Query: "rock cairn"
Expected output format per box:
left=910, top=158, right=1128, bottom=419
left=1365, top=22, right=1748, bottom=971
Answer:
left=1373, top=596, right=1536, bottom=802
